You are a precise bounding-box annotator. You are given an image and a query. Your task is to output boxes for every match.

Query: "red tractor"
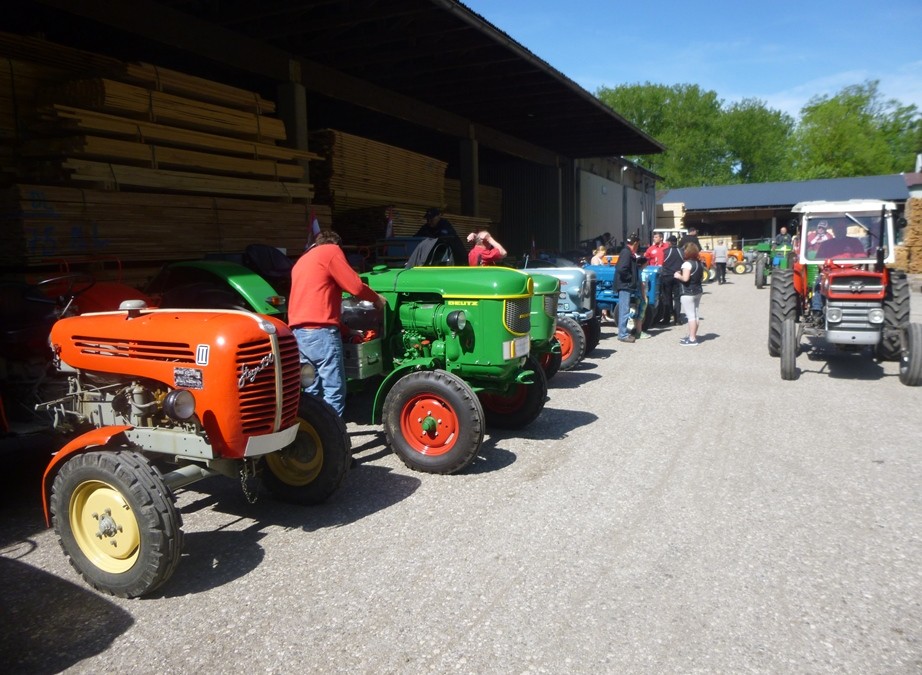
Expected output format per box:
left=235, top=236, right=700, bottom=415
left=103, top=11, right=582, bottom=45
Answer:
left=1, top=275, right=350, bottom=597
left=769, top=200, right=922, bottom=385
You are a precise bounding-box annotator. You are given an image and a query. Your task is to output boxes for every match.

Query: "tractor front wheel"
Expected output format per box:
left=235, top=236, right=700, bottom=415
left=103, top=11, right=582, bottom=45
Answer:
left=780, top=318, right=798, bottom=381
left=555, top=316, right=586, bottom=370
left=479, top=356, right=548, bottom=430
left=383, top=370, right=484, bottom=474
left=261, top=395, right=351, bottom=505
left=899, top=323, right=922, bottom=386
left=754, top=256, right=766, bottom=289
left=50, top=450, right=183, bottom=598
left=583, top=316, right=601, bottom=355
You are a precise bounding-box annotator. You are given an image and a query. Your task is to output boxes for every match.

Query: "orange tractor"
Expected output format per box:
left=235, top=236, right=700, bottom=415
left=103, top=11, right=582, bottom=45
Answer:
left=1, top=275, right=349, bottom=597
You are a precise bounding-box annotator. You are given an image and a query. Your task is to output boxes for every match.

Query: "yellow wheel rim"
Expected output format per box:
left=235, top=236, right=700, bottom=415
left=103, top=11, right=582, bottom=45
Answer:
left=69, top=480, right=141, bottom=574
left=264, top=417, right=323, bottom=486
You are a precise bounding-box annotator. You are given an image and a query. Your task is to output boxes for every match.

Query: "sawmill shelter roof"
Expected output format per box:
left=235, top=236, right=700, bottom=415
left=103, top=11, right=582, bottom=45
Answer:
left=16, top=0, right=663, bottom=160
left=660, top=175, right=909, bottom=211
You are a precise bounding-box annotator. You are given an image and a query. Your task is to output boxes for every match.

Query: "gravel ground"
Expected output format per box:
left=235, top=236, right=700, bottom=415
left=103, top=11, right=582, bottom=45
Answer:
left=2, top=272, right=921, bottom=674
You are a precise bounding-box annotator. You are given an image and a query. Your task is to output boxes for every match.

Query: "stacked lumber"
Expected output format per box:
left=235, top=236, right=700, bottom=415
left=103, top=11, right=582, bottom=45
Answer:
left=310, top=129, right=446, bottom=214
left=898, top=196, right=922, bottom=274
left=47, top=78, right=287, bottom=141
left=1, top=183, right=313, bottom=267
left=445, top=178, right=503, bottom=225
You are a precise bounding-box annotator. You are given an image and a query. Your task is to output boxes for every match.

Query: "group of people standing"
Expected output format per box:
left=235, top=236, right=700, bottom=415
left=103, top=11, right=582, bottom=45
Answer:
left=613, top=229, right=706, bottom=347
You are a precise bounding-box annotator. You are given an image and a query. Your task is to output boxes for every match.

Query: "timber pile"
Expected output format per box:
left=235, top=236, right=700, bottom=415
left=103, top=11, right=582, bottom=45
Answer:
left=0, top=184, right=314, bottom=267
left=897, top=197, right=922, bottom=274
left=310, top=129, right=447, bottom=214
left=445, top=178, right=502, bottom=225
left=0, top=31, right=317, bottom=270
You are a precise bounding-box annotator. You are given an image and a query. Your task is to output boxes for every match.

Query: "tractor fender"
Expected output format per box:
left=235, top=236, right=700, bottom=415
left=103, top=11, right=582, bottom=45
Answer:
left=41, top=425, right=133, bottom=526
left=371, top=361, right=440, bottom=424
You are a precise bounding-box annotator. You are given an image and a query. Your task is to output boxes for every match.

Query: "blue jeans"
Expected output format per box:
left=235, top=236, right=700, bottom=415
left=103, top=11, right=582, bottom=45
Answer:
left=618, top=290, right=632, bottom=338
left=293, top=326, right=346, bottom=416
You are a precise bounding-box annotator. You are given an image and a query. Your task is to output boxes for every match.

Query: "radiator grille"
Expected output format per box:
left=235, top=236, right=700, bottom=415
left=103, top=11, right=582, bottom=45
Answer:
left=827, top=300, right=879, bottom=332
left=504, top=298, right=531, bottom=335
left=544, top=294, right=559, bottom=318
left=236, top=335, right=300, bottom=434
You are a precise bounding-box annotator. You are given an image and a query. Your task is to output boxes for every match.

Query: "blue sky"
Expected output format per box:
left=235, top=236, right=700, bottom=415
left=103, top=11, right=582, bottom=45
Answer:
left=461, top=1, right=922, bottom=120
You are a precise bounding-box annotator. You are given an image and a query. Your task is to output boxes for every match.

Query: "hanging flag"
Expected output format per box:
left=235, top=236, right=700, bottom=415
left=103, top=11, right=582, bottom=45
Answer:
left=385, top=206, right=394, bottom=238
left=306, top=209, right=322, bottom=249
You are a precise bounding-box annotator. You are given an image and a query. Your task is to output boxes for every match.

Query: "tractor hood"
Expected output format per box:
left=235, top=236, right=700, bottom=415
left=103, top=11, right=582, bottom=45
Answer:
left=363, top=266, right=533, bottom=299
left=525, top=273, right=560, bottom=295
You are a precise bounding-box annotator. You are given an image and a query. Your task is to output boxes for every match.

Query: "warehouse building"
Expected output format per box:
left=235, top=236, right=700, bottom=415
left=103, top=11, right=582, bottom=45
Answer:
left=4, top=0, right=663, bottom=280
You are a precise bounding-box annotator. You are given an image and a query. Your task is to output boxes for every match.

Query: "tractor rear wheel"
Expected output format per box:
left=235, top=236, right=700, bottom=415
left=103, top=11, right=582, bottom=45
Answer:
left=876, top=273, right=910, bottom=361
left=780, top=318, right=798, bottom=380
left=555, top=316, right=586, bottom=370
left=754, top=256, right=766, bottom=289
left=50, top=450, right=183, bottom=598
left=537, top=339, right=562, bottom=381
left=706, top=267, right=717, bottom=282
left=383, top=370, right=484, bottom=474
left=768, top=269, right=797, bottom=357
left=479, top=356, right=548, bottom=429
left=899, top=323, right=922, bottom=386
left=261, top=395, right=351, bottom=505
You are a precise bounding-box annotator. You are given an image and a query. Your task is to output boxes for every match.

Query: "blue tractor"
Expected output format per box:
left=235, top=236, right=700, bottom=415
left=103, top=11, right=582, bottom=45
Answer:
left=584, top=263, right=663, bottom=332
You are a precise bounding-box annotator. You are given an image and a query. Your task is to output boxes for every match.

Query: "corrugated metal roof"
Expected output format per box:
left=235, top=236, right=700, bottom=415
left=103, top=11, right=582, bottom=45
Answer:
left=660, top=175, right=909, bottom=211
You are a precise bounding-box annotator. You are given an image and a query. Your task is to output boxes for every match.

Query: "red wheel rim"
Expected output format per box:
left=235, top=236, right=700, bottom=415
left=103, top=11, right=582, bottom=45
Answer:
left=538, top=352, right=552, bottom=370
left=399, top=393, right=460, bottom=456
left=555, top=327, right=573, bottom=359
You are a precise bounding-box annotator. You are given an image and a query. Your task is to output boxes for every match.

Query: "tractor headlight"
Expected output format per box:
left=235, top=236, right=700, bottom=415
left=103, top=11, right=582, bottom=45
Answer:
left=257, top=318, right=277, bottom=334
left=300, top=362, right=317, bottom=387
left=826, top=307, right=843, bottom=323
left=868, top=308, right=885, bottom=324
left=447, top=310, right=467, bottom=332
left=163, top=389, right=196, bottom=421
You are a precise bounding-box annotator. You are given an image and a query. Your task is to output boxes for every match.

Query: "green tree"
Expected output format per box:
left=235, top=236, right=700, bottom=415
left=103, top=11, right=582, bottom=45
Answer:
left=596, top=83, right=733, bottom=188
left=792, top=80, right=919, bottom=179
left=722, top=99, right=795, bottom=184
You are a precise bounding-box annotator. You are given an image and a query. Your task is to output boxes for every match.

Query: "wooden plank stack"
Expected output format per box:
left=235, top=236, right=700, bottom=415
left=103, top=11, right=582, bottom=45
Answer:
left=0, top=183, right=314, bottom=267
left=310, top=129, right=447, bottom=215
left=445, top=178, right=502, bottom=226
left=0, top=31, right=317, bottom=273
left=896, top=197, right=922, bottom=274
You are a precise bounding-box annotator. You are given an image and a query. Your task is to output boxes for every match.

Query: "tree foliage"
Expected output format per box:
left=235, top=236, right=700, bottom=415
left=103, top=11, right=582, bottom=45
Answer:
left=597, top=80, right=920, bottom=189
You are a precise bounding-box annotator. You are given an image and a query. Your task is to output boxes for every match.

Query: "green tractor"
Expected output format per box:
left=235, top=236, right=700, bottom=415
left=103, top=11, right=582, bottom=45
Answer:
left=526, top=272, right=562, bottom=380
left=753, top=241, right=794, bottom=289
left=351, top=266, right=547, bottom=473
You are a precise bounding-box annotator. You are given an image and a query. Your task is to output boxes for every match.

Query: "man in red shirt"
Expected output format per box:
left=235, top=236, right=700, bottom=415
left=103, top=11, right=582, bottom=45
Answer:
left=644, top=231, right=668, bottom=267
left=289, top=230, right=382, bottom=415
left=466, top=230, right=508, bottom=266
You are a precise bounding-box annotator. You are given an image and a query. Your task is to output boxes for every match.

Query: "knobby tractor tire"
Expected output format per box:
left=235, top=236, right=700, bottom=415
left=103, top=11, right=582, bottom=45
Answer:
left=899, top=323, right=922, bottom=386
left=583, top=316, right=601, bottom=355
left=261, top=395, right=351, bottom=505
left=555, top=316, right=586, bottom=370
left=780, top=317, right=798, bottom=381
left=642, top=297, right=659, bottom=331
left=706, top=267, right=717, bottom=282
left=479, top=356, right=548, bottom=430
left=50, top=450, right=183, bottom=598
left=734, top=262, right=748, bottom=275
left=875, top=273, right=910, bottom=361
left=754, top=256, right=766, bottom=289
left=383, top=370, right=484, bottom=474
left=537, top=338, right=562, bottom=381
left=768, top=269, right=797, bottom=357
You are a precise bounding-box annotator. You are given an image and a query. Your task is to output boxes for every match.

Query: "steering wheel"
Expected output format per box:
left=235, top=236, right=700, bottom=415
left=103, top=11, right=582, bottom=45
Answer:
left=27, top=273, right=97, bottom=305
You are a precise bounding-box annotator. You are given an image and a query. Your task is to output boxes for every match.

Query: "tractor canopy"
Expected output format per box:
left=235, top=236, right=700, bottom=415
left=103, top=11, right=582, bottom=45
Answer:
left=793, top=199, right=900, bottom=267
